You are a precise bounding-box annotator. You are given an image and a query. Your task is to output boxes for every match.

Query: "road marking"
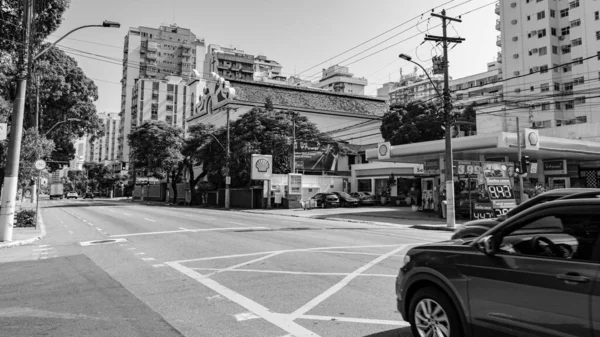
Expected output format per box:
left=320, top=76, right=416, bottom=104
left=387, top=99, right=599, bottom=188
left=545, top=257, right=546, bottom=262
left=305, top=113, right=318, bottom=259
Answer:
left=297, top=315, right=410, bottom=327
left=289, top=245, right=407, bottom=320
left=152, top=264, right=166, bottom=268
left=142, top=257, right=155, bottom=261
left=179, top=227, right=189, bottom=230
left=123, top=213, right=131, bottom=216
left=144, top=218, right=156, bottom=222
left=234, top=312, right=260, bottom=321
left=134, top=252, right=146, bottom=255
left=166, top=261, right=319, bottom=337
left=109, top=209, right=115, bottom=212
left=68, top=230, right=74, bottom=234
left=206, top=295, right=221, bottom=300
left=202, top=252, right=282, bottom=278
left=191, top=267, right=397, bottom=278
left=305, top=250, right=385, bottom=256
left=96, top=228, right=102, bottom=231
left=33, top=248, right=52, bottom=252
left=109, top=227, right=268, bottom=238
left=38, top=245, right=48, bottom=248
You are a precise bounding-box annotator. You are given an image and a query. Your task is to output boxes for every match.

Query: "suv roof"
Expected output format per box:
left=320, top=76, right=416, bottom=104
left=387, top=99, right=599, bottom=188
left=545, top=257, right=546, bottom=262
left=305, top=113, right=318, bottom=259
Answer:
left=537, top=188, right=600, bottom=197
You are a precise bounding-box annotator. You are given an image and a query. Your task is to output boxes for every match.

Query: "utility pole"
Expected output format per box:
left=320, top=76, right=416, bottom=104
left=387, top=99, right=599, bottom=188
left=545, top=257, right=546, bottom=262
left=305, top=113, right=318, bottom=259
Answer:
left=291, top=112, right=296, bottom=174
left=425, top=9, right=465, bottom=229
left=0, top=0, right=33, bottom=242
left=516, top=117, right=524, bottom=203
left=225, top=107, right=231, bottom=209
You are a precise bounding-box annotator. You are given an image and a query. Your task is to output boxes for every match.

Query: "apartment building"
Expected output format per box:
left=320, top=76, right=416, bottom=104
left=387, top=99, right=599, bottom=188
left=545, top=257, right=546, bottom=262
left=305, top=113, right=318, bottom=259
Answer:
left=204, top=44, right=255, bottom=81
left=313, top=65, right=368, bottom=95
left=118, top=24, right=206, bottom=165
left=494, top=0, right=600, bottom=140
left=86, top=112, right=120, bottom=165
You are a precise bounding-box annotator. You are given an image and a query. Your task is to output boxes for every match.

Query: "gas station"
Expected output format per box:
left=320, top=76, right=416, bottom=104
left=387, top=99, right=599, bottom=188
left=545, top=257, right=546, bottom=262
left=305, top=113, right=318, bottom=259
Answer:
left=364, top=131, right=600, bottom=219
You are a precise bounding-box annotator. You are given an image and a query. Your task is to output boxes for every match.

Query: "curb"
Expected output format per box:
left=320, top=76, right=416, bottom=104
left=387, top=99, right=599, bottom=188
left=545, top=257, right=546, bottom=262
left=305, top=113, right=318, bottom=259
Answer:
left=0, top=211, right=46, bottom=249
left=411, top=224, right=455, bottom=232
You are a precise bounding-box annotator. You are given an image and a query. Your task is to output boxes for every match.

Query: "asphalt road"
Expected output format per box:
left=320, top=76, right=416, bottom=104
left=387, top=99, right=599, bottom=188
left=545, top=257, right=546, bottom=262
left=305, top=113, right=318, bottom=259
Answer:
left=0, top=197, right=451, bottom=337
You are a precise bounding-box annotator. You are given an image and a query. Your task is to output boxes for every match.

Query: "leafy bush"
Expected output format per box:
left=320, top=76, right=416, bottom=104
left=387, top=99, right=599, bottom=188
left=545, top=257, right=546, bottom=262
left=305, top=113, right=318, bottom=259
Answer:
left=15, top=209, right=37, bottom=228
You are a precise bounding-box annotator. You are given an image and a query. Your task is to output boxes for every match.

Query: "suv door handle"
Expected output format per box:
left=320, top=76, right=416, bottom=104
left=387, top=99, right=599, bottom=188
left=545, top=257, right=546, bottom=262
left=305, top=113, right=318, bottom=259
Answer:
left=556, top=273, right=590, bottom=284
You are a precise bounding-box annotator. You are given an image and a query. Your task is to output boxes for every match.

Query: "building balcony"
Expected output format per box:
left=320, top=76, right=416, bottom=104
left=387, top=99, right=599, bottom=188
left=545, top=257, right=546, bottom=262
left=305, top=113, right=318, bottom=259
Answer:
left=182, top=41, right=191, bottom=49
left=496, top=36, right=501, bottom=47
left=147, top=60, right=157, bottom=66
left=232, top=64, right=242, bottom=71
left=497, top=52, right=502, bottom=63
left=496, top=19, right=501, bottom=31
left=147, top=66, right=158, bottom=76
left=182, top=49, right=192, bottom=57
left=495, top=2, right=500, bottom=15
left=147, top=51, right=157, bottom=60
left=241, top=67, right=254, bottom=73
left=147, top=41, right=158, bottom=52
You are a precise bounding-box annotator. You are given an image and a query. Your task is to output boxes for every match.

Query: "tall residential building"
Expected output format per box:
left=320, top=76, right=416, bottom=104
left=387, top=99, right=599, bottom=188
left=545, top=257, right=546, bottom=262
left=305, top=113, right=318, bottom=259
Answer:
left=70, top=137, right=87, bottom=170
left=118, top=24, right=206, bottom=165
left=204, top=44, right=255, bottom=81
left=313, top=65, right=368, bottom=95
left=494, top=0, right=600, bottom=140
left=87, top=112, right=120, bottom=165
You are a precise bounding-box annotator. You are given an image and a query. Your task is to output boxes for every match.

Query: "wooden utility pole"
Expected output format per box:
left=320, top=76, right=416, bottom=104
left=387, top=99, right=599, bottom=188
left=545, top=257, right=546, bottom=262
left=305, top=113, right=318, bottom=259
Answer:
left=425, top=9, right=465, bottom=228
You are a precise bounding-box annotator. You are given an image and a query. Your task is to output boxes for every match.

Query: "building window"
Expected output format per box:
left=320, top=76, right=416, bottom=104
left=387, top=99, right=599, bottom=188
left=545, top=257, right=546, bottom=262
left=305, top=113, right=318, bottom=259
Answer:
left=570, top=19, right=581, bottom=28
left=560, top=8, right=569, bottom=17
left=573, top=57, right=583, bottom=65
left=166, top=105, right=173, bottom=112
left=167, top=94, right=173, bottom=102
left=540, top=65, right=549, bottom=73
left=167, top=84, right=174, bottom=92
left=551, top=27, right=557, bottom=36
left=552, top=45, right=558, bottom=54
left=152, top=92, right=158, bottom=100
left=565, top=100, right=574, bottom=110
left=555, top=102, right=561, bottom=110
left=572, top=38, right=582, bottom=46
left=152, top=81, right=159, bottom=90
left=562, top=45, right=571, bottom=54
left=564, top=82, right=573, bottom=91
left=539, top=47, right=547, bottom=55
left=554, top=82, right=561, bottom=91
left=165, top=116, right=173, bottom=125
left=541, top=83, right=550, bottom=92
left=357, top=179, right=372, bottom=192
left=596, top=11, right=600, bottom=21
left=563, top=64, right=572, bottom=72
left=576, top=116, right=587, bottom=123
left=575, top=97, right=586, bottom=104
left=597, top=31, right=600, bottom=40
left=537, top=11, right=545, bottom=20
left=562, top=27, right=570, bottom=36
left=569, top=0, right=579, bottom=9
left=573, top=76, right=584, bottom=85
left=550, top=9, right=555, bottom=18
left=537, top=29, right=546, bottom=37
left=541, top=102, right=550, bottom=110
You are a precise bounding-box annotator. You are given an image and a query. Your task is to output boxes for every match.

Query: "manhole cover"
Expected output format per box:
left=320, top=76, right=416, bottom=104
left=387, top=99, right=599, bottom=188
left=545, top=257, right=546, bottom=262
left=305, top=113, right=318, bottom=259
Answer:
left=79, top=238, right=128, bottom=246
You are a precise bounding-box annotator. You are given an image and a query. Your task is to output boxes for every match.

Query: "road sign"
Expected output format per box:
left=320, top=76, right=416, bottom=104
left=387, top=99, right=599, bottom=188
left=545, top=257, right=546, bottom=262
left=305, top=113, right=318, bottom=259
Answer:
left=226, top=176, right=231, bottom=185
left=34, top=159, right=46, bottom=171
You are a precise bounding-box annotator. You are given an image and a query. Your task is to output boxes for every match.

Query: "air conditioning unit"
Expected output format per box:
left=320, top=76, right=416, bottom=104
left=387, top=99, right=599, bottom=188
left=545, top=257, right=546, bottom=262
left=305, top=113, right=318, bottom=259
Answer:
left=512, top=36, right=519, bottom=41
left=531, top=30, right=537, bottom=35
left=532, top=48, right=539, bottom=53
left=532, top=66, right=540, bottom=71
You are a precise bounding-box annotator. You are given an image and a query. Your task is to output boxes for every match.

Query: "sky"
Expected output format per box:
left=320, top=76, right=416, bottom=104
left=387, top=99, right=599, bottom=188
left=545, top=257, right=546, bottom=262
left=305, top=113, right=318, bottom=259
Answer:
left=48, top=0, right=498, bottom=113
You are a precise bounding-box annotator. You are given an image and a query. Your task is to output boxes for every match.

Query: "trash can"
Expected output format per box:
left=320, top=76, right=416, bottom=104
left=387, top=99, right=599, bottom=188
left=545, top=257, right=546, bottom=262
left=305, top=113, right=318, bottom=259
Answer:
left=441, top=200, right=447, bottom=219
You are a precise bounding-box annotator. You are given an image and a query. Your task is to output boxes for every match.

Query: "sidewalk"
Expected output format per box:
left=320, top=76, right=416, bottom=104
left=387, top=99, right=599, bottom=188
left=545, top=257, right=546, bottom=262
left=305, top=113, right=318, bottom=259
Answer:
left=0, top=201, right=46, bottom=249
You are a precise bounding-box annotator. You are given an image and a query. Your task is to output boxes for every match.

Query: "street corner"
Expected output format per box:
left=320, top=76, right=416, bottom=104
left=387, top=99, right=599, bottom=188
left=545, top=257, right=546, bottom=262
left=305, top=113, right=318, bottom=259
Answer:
left=164, top=243, right=418, bottom=337
left=0, top=214, right=46, bottom=250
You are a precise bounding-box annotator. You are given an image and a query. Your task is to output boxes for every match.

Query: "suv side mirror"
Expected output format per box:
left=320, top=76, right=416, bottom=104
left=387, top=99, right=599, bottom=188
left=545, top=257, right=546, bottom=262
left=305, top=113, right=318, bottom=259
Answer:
left=477, top=235, right=497, bottom=256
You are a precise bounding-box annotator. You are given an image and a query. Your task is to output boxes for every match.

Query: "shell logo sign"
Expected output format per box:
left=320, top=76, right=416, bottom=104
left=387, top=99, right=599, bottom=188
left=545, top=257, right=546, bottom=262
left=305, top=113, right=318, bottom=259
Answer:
left=251, top=154, right=273, bottom=180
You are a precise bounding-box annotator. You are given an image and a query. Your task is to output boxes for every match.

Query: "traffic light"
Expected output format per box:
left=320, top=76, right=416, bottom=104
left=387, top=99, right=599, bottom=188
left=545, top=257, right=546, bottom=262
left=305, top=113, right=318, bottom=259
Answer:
left=521, top=155, right=530, bottom=174
left=121, top=162, right=126, bottom=170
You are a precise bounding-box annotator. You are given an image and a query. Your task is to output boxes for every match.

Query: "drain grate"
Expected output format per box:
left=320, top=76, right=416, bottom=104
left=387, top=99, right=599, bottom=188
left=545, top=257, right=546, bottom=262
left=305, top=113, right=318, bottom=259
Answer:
left=79, top=238, right=128, bottom=247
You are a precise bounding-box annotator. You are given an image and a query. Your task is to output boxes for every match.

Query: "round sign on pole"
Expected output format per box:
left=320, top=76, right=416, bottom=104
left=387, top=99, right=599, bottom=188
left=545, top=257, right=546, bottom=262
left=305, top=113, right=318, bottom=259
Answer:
left=34, top=159, right=46, bottom=171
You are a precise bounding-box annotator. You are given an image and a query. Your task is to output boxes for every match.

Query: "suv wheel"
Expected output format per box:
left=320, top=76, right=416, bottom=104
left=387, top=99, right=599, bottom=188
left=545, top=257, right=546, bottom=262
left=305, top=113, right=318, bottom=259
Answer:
left=409, top=287, right=462, bottom=337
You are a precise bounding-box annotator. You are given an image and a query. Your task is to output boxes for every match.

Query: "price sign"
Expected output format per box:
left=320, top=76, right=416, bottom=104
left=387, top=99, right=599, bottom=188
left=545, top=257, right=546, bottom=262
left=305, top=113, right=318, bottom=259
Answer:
left=485, top=177, right=517, bottom=215
left=472, top=203, right=495, bottom=219
left=486, top=184, right=513, bottom=200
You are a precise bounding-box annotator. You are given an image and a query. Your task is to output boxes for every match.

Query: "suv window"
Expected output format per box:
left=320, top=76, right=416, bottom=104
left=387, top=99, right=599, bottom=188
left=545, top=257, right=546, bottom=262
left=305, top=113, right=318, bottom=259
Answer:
left=500, top=213, right=600, bottom=262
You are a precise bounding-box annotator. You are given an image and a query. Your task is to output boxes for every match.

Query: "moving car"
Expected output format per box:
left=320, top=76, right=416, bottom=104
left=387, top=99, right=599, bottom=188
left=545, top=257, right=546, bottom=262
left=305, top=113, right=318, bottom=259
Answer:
left=310, top=193, right=340, bottom=208
left=332, top=192, right=359, bottom=207
left=452, top=188, right=600, bottom=239
left=350, top=192, right=376, bottom=205
left=66, top=192, right=78, bottom=199
left=396, top=198, right=600, bottom=337
left=83, top=191, right=94, bottom=199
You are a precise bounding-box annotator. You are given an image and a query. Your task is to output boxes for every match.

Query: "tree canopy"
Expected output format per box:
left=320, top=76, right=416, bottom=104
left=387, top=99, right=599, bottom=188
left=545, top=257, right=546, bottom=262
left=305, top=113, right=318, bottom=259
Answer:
left=128, top=121, right=184, bottom=179
left=17, top=127, right=55, bottom=186
left=380, top=101, right=447, bottom=145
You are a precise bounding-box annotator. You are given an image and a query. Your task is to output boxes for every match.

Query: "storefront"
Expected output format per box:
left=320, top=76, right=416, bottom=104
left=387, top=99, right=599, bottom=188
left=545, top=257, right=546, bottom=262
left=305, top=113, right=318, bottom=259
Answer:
left=351, top=162, right=423, bottom=205
left=366, top=132, right=600, bottom=217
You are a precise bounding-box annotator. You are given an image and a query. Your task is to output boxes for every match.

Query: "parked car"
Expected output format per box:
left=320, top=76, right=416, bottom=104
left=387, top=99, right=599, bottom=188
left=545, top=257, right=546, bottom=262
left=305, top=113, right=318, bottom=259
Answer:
left=66, top=191, right=78, bottom=199
left=310, top=193, right=340, bottom=208
left=350, top=192, right=376, bottom=205
left=83, top=191, right=95, bottom=199
left=332, top=192, right=360, bottom=207
left=452, top=188, right=600, bottom=240
left=396, top=198, right=600, bottom=337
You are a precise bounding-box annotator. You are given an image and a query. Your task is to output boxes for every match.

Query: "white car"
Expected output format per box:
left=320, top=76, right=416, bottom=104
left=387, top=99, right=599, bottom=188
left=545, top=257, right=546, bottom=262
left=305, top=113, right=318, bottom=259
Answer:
left=66, top=192, right=78, bottom=199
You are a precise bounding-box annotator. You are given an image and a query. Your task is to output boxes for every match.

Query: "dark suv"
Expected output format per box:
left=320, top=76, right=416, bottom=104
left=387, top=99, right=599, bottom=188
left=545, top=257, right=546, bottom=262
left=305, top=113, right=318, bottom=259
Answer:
left=397, top=198, right=600, bottom=337
left=310, top=193, right=340, bottom=208
left=452, top=188, right=600, bottom=239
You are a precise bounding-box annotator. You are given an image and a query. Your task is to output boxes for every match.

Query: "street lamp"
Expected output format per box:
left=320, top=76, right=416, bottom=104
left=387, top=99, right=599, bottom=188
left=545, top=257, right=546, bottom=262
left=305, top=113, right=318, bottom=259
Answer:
left=399, top=53, right=456, bottom=228
left=0, top=20, right=120, bottom=242
left=43, top=118, right=83, bottom=136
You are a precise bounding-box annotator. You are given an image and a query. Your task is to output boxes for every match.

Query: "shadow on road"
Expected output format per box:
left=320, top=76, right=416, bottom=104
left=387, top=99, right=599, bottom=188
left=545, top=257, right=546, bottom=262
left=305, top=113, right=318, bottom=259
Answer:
left=364, top=326, right=413, bottom=337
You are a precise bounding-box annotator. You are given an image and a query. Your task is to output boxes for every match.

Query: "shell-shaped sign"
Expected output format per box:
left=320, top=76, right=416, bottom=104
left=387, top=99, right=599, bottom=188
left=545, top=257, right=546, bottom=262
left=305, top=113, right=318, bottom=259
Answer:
left=256, top=158, right=270, bottom=172
left=251, top=154, right=273, bottom=180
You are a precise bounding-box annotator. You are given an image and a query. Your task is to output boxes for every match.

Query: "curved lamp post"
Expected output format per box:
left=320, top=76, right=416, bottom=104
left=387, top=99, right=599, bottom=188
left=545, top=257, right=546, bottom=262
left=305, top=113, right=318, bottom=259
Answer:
left=0, top=20, right=120, bottom=242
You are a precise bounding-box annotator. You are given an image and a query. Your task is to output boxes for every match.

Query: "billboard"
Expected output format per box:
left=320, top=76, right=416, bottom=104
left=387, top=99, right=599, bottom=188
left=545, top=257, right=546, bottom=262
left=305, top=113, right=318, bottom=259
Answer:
left=251, top=154, right=273, bottom=180
left=295, top=141, right=339, bottom=172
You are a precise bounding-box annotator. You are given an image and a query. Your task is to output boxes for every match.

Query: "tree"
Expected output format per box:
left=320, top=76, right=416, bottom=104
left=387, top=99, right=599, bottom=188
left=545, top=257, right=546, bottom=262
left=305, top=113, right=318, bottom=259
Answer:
left=182, top=123, right=216, bottom=205
left=200, top=106, right=332, bottom=188
left=380, top=101, right=447, bottom=145
left=16, top=128, right=55, bottom=187
left=128, top=121, right=183, bottom=202
left=457, top=103, right=477, bottom=135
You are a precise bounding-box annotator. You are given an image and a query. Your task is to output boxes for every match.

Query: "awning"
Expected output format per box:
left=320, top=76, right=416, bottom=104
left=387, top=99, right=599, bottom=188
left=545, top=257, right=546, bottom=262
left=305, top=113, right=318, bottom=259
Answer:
left=366, top=132, right=600, bottom=163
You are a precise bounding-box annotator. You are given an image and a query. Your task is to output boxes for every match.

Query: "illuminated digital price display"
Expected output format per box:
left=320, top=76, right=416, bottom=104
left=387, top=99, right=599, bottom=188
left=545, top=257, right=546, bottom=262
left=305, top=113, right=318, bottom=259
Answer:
left=486, top=185, right=513, bottom=200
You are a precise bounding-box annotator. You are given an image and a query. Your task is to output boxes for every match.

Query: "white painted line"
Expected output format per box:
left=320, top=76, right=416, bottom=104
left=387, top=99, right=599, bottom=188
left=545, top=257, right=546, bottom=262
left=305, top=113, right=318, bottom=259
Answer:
left=172, top=244, right=406, bottom=264
left=142, top=257, right=155, bottom=261
left=234, top=312, right=260, bottom=321
left=134, top=252, right=146, bottom=255
left=297, top=315, right=410, bottom=327
left=289, top=245, right=407, bottom=319
left=144, top=218, right=156, bottom=222
left=179, top=227, right=189, bottom=230
left=38, top=245, right=48, bottom=248
left=109, top=227, right=268, bottom=238
left=306, top=250, right=385, bottom=256
left=123, top=213, right=131, bottom=216
left=152, top=264, right=166, bottom=268
left=165, top=262, right=319, bottom=337
left=191, top=267, right=397, bottom=278
left=68, top=230, right=74, bottom=234
left=109, top=209, right=115, bottom=212
left=206, top=295, right=221, bottom=300
left=33, top=248, right=52, bottom=252
left=82, top=220, right=88, bottom=223
left=96, top=228, right=102, bottom=231
left=127, top=247, right=136, bottom=250
left=202, top=252, right=282, bottom=278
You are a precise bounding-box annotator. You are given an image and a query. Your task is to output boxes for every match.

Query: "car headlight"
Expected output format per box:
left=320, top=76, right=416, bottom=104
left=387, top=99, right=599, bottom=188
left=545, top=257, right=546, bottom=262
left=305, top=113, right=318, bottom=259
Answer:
left=401, top=255, right=411, bottom=268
